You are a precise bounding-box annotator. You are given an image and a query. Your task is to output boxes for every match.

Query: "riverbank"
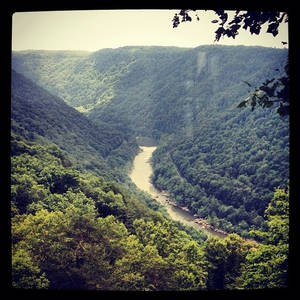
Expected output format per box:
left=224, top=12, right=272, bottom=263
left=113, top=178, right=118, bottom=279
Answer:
left=164, top=198, right=228, bottom=236
left=129, top=146, right=227, bottom=239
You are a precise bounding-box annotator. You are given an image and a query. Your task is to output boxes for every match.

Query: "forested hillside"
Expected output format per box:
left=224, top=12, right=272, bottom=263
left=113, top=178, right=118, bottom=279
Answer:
left=11, top=69, right=139, bottom=181
left=12, top=46, right=288, bottom=136
left=151, top=108, right=289, bottom=237
left=12, top=47, right=186, bottom=116
left=12, top=45, right=288, bottom=236
left=11, top=134, right=288, bottom=290
left=10, top=134, right=205, bottom=290
left=89, top=46, right=288, bottom=138
left=11, top=45, right=289, bottom=289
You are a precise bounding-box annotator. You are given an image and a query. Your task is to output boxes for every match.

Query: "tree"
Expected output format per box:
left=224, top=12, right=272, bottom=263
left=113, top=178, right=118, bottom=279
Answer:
left=239, top=188, right=289, bottom=289
left=203, top=233, right=252, bottom=290
left=172, top=9, right=289, bottom=116
left=11, top=174, right=48, bottom=214
left=11, top=208, right=132, bottom=290
left=132, top=218, right=208, bottom=290
left=203, top=236, right=229, bottom=289
left=12, top=247, right=49, bottom=289
left=175, top=241, right=208, bottom=290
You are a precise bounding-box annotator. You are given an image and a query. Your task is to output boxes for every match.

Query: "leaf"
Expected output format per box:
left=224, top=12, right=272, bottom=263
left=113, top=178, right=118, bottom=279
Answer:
left=237, top=100, right=248, bottom=108
left=267, top=22, right=279, bottom=37
left=249, top=23, right=261, bottom=35
left=259, top=85, right=275, bottom=97
left=263, top=78, right=275, bottom=85
left=229, top=15, right=243, bottom=25
left=277, top=103, right=289, bottom=116
left=262, top=101, right=274, bottom=108
left=214, top=27, right=226, bottom=41
left=172, top=14, right=180, bottom=28
left=242, top=81, right=252, bottom=87
left=230, top=24, right=241, bottom=33
left=185, top=14, right=192, bottom=22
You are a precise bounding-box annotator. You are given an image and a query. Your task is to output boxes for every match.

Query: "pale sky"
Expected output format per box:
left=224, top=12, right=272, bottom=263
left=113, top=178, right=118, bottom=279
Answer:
left=12, top=10, right=289, bottom=52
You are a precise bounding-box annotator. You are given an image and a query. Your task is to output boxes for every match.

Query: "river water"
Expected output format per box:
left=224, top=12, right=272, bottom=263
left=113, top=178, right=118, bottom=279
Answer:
left=129, top=146, right=226, bottom=238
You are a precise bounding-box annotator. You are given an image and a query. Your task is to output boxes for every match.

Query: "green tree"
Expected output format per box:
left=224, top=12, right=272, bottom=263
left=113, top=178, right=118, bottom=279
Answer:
left=239, top=188, right=289, bottom=289
left=111, top=234, right=147, bottom=290
left=171, top=240, right=207, bottom=290
left=12, top=247, right=49, bottom=289
left=11, top=174, right=48, bottom=214
left=12, top=208, right=131, bottom=289
left=203, top=233, right=252, bottom=290
left=132, top=218, right=208, bottom=290
left=203, top=236, right=228, bottom=289
left=39, top=166, right=80, bottom=194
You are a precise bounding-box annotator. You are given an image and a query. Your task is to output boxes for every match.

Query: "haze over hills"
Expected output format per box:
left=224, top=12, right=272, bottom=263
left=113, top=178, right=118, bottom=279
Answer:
left=11, top=69, right=139, bottom=181
left=12, top=45, right=288, bottom=134
left=11, top=45, right=289, bottom=289
left=12, top=45, right=289, bottom=235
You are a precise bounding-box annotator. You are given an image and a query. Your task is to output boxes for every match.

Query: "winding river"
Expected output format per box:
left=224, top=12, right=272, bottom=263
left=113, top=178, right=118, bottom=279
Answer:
left=129, top=146, right=227, bottom=238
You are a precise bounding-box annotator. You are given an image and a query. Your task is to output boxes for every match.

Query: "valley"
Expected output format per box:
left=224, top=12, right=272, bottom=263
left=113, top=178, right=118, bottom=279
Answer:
left=129, top=146, right=226, bottom=238
left=11, top=45, right=289, bottom=237
left=11, top=45, right=289, bottom=290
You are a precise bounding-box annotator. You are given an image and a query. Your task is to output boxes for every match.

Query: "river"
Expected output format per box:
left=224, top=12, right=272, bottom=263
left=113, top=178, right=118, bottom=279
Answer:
left=129, top=146, right=227, bottom=238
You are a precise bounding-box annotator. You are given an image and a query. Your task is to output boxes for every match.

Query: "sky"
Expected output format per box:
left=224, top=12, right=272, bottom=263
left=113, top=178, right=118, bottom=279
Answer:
left=12, top=9, right=289, bottom=52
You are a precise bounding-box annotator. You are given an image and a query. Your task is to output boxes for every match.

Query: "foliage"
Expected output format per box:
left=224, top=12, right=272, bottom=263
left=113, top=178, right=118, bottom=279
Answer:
left=12, top=46, right=288, bottom=135
left=172, top=10, right=288, bottom=41
left=172, top=9, right=289, bottom=116
left=151, top=106, right=289, bottom=237
left=11, top=135, right=210, bottom=290
left=238, top=63, right=289, bottom=116
left=12, top=247, right=50, bottom=289
left=11, top=136, right=287, bottom=290
left=11, top=46, right=289, bottom=290
left=11, top=69, right=139, bottom=181
left=238, top=188, right=289, bottom=289
left=12, top=45, right=289, bottom=237
left=203, top=233, right=252, bottom=290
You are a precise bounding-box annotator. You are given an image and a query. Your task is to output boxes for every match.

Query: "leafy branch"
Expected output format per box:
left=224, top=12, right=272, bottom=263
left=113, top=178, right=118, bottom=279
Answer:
left=172, top=9, right=289, bottom=116
left=172, top=10, right=288, bottom=42
left=238, top=63, right=289, bottom=116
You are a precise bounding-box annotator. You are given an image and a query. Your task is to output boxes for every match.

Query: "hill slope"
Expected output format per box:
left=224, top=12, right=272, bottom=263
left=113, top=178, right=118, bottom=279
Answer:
left=10, top=45, right=290, bottom=290
left=11, top=69, right=138, bottom=180
left=11, top=133, right=213, bottom=290
left=88, top=45, right=288, bottom=138
left=11, top=45, right=289, bottom=236
left=12, top=46, right=288, bottom=136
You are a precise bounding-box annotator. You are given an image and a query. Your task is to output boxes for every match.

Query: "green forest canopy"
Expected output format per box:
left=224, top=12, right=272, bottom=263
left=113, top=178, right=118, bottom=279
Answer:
left=11, top=44, right=290, bottom=290
left=11, top=134, right=288, bottom=290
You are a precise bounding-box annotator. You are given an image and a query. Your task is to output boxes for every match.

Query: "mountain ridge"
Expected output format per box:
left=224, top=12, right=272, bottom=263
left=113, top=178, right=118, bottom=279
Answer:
left=11, top=45, right=289, bottom=236
left=12, top=45, right=287, bottom=117
left=10, top=45, right=290, bottom=289
left=11, top=69, right=139, bottom=180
